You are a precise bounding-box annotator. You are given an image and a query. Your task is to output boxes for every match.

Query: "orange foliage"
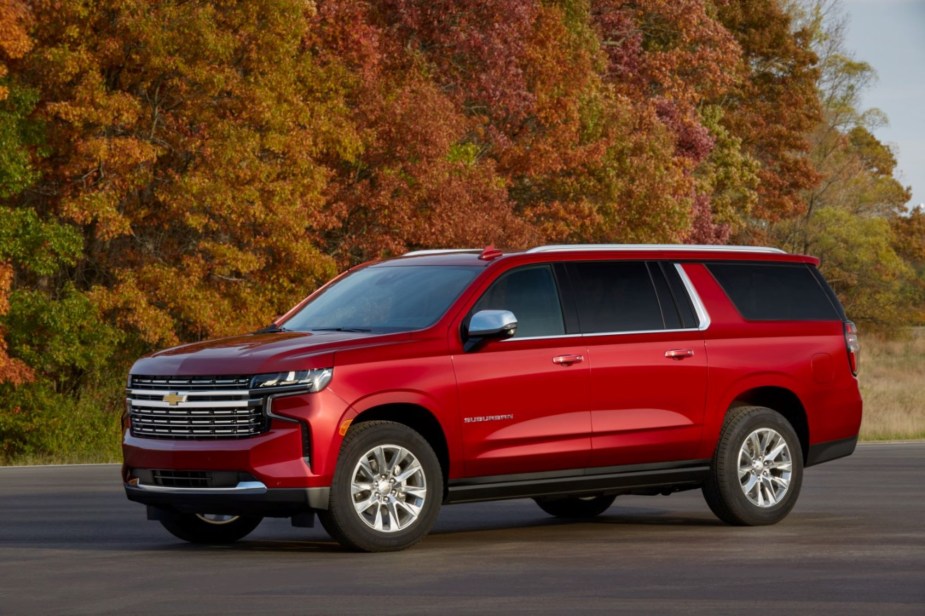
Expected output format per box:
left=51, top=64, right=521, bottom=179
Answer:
left=0, top=263, right=32, bottom=384
left=0, top=0, right=32, bottom=100
left=1, top=0, right=833, bottom=352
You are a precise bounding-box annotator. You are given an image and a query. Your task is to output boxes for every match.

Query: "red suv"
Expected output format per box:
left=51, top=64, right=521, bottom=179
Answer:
left=123, top=245, right=862, bottom=551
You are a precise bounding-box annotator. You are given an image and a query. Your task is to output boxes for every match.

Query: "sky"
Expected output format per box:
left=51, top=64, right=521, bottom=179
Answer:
left=842, top=0, right=925, bottom=207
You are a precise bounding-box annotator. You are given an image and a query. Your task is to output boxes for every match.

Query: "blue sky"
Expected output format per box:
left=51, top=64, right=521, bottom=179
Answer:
left=843, top=0, right=925, bottom=207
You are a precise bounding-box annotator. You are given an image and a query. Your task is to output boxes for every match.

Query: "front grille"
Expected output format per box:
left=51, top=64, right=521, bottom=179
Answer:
left=127, top=375, right=267, bottom=440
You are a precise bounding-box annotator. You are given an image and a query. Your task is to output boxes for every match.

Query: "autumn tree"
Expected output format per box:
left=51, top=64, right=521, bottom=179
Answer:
left=16, top=0, right=363, bottom=347
left=312, top=0, right=540, bottom=263
left=891, top=207, right=925, bottom=324
left=716, top=0, right=823, bottom=231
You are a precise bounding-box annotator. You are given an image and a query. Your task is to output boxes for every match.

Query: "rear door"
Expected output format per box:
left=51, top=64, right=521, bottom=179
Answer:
left=561, top=261, right=708, bottom=467
left=452, top=264, right=591, bottom=477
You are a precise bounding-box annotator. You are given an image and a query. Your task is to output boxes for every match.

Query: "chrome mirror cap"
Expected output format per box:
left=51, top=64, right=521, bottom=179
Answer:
left=468, top=310, right=518, bottom=339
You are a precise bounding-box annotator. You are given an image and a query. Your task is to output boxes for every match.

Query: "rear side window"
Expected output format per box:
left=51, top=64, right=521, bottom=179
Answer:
left=565, top=261, right=664, bottom=333
left=471, top=265, right=565, bottom=338
left=653, top=262, right=700, bottom=329
left=707, top=262, right=840, bottom=321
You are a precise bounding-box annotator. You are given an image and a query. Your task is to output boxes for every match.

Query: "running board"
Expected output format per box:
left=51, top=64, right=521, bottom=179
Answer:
left=446, top=460, right=710, bottom=504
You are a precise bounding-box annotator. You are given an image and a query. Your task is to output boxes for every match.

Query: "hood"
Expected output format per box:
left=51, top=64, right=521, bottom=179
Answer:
left=130, top=330, right=412, bottom=376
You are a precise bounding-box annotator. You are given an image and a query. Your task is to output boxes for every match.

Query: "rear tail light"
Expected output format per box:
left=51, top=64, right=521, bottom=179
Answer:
left=844, top=321, right=860, bottom=376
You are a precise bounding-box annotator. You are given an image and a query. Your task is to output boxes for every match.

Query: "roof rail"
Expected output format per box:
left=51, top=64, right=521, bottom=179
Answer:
left=402, top=248, right=480, bottom=256
left=526, top=244, right=787, bottom=254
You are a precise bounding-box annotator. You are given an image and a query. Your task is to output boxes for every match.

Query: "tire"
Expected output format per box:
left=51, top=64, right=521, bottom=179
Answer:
left=159, top=512, right=262, bottom=544
left=318, top=420, right=443, bottom=552
left=534, top=494, right=617, bottom=519
left=703, top=406, right=803, bottom=526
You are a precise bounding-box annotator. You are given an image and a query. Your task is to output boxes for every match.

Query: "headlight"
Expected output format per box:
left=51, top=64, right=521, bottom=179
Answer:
left=250, top=368, right=333, bottom=392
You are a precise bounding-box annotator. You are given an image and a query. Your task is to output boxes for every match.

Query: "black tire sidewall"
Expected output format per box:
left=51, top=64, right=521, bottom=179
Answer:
left=321, top=421, right=443, bottom=552
left=534, top=494, right=617, bottom=518
left=709, top=407, right=804, bottom=526
left=159, top=512, right=262, bottom=544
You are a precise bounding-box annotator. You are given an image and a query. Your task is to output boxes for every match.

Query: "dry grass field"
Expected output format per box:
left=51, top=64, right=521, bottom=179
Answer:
left=859, top=328, right=925, bottom=440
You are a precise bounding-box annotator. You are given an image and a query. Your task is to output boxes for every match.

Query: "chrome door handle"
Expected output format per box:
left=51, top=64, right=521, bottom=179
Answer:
left=665, top=349, right=694, bottom=360
left=552, top=354, right=584, bottom=366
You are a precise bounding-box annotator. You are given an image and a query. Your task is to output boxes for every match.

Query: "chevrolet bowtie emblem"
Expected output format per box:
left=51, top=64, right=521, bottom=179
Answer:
left=162, top=392, right=187, bottom=406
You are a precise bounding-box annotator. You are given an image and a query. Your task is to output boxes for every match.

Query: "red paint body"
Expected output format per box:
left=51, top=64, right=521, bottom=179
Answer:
left=122, top=247, right=863, bottom=508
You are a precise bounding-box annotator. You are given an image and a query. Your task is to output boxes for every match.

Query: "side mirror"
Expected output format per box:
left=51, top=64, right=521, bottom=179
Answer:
left=465, top=310, right=517, bottom=351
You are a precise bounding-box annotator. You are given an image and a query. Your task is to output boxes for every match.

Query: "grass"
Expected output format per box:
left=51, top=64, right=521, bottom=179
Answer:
left=858, top=328, right=925, bottom=441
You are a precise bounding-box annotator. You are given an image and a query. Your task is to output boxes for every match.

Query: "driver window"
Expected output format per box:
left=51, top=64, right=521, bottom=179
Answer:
left=471, top=266, right=565, bottom=338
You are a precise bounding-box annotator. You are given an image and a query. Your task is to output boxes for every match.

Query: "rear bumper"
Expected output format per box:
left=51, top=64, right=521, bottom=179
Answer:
left=806, top=435, right=858, bottom=467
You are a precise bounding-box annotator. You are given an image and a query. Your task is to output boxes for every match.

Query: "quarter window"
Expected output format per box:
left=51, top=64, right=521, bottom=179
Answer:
left=707, top=262, right=840, bottom=321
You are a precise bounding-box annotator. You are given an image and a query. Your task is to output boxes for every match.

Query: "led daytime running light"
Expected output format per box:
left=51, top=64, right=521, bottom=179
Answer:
left=251, top=368, right=333, bottom=392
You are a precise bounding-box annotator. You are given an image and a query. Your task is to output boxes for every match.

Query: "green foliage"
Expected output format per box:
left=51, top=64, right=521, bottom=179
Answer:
left=0, top=379, right=123, bottom=464
left=0, top=285, right=123, bottom=463
left=0, top=83, right=40, bottom=198
left=798, top=208, right=913, bottom=327
left=0, top=208, right=82, bottom=276
left=696, top=105, right=760, bottom=231
left=5, top=286, right=122, bottom=390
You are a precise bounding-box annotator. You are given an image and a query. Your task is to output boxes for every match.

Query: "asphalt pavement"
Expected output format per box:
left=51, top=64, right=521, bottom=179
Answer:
left=0, top=443, right=923, bottom=614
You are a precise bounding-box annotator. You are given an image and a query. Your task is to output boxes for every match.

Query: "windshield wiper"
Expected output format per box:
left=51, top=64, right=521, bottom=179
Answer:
left=310, top=327, right=373, bottom=333
left=255, top=323, right=288, bottom=334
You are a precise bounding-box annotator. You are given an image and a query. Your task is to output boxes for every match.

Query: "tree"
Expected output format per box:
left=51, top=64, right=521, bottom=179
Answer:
left=716, top=0, right=823, bottom=229
left=18, top=0, right=358, bottom=345
left=770, top=0, right=914, bottom=327
left=0, top=0, right=37, bottom=384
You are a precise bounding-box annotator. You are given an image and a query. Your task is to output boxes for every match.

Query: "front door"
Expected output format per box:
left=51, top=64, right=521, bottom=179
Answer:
left=452, top=265, right=591, bottom=477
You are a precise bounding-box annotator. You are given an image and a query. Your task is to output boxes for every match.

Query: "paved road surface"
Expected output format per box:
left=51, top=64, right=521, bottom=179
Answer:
left=1, top=443, right=923, bottom=614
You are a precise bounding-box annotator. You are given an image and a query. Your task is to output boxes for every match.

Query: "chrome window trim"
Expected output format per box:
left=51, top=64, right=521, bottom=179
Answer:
left=527, top=244, right=785, bottom=254
left=492, top=261, right=711, bottom=341
left=674, top=263, right=711, bottom=331
left=500, top=326, right=704, bottom=343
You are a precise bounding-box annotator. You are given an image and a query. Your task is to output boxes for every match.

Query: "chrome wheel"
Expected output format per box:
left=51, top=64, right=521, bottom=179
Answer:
left=321, top=421, right=443, bottom=551
left=737, top=427, right=792, bottom=507
left=350, top=444, right=427, bottom=533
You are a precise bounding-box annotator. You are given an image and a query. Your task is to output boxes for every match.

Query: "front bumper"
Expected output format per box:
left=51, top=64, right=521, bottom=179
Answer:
left=124, top=479, right=330, bottom=516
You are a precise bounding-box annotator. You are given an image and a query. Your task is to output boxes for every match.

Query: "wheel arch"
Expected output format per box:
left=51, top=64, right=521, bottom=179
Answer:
left=729, top=387, right=809, bottom=462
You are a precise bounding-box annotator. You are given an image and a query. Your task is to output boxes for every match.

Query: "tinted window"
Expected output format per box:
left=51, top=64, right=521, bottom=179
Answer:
left=660, top=262, right=699, bottom=329
left=649, top=263, right=682, bottom=329
left=284, top=265, right=480, bottom=333
left=566, top=262, right=664, bottom=333
left=707, top=262, right=840, bottom=321
left=471, top=266, right=565, bottom=338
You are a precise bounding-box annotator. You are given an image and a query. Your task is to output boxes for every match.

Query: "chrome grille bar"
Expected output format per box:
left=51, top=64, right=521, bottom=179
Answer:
left=127, top=375, right=267, bottom=440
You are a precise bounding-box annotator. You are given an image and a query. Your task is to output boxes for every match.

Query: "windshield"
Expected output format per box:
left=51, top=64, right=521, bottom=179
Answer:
left=282, top=265, right=481, bottom=333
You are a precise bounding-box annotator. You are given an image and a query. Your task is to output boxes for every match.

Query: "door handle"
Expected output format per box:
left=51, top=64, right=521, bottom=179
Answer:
left=665, top=348, right=694, bottom=360
left=552, top=354, right=584, bottom=366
